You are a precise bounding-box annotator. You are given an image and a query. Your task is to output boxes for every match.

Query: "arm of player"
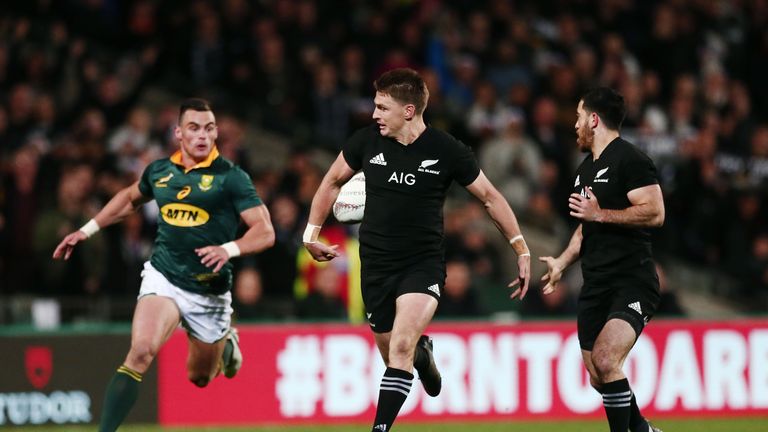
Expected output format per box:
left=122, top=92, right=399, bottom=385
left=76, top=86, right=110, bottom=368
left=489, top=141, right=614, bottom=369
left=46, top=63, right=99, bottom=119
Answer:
left=539, top=224, right=582, bottom=295
left=569, top=184, right=664, bottom=227
left=303, top=152, right=356, bottom=262
left=465, top=171, right=531, bottom=300
left=52, top=181, right=150, bottom=260
left=196, top=205, right=275, bottom=273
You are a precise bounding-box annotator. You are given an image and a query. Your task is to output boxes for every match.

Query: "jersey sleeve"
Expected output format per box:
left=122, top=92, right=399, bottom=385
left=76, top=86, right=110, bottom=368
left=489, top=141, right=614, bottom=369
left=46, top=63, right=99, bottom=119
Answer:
left=226, top=166, right=263, bottom=213
left=138, top=161, right=156, bottom=198
left=451, top=139, right=481, bottom=186
left=341, top=127, right=368, bottom=171
left=623, top=149, right=659, bottom=192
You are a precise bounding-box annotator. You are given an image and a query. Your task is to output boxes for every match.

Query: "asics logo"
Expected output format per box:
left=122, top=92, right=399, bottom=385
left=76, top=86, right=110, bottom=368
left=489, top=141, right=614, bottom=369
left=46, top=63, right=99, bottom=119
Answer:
left=369, top=153, right=387, bottom=166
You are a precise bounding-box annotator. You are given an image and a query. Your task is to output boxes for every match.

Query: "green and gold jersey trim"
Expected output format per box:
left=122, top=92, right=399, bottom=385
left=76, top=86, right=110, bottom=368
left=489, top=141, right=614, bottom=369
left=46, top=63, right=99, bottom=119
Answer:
left=170, top=146, right=221, bottom=173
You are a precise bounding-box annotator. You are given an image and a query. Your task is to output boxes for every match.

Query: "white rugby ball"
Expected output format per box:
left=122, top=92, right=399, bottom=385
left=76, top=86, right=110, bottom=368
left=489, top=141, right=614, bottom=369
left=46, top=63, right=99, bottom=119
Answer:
left=333, top=171, right=366, bottom=224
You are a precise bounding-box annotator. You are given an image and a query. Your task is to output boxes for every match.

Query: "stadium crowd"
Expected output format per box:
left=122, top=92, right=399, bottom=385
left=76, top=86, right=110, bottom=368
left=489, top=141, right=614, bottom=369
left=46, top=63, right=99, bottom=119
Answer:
left=1, top=0, right=766, bottom=323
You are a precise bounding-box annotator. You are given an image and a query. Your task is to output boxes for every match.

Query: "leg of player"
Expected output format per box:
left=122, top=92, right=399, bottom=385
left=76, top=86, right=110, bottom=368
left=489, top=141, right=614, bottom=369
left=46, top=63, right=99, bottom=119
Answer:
left=370, top=293, right=438, bottom=432
left=99, top=296, right=181, bottom=432
left=587, top=318, right=653, bottom=432
left=186, top=334, right=227, bottom=387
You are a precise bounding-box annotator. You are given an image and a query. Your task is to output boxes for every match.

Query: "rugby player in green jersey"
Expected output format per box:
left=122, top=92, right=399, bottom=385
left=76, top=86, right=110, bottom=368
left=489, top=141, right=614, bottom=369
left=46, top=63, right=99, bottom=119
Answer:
left=53, top=98, right=275, bottom=432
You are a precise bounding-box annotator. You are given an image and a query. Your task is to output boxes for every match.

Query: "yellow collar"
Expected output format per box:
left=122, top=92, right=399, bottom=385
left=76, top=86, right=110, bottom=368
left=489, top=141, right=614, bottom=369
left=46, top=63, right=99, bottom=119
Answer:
left=170, top=147, right=219, bottom=173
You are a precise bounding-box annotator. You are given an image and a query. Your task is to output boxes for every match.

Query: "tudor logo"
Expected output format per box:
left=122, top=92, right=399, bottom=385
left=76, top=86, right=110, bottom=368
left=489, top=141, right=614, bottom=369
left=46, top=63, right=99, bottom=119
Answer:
left=161, top=203, right=210, bottom=227
left=25, top=346, right=53, bottom=389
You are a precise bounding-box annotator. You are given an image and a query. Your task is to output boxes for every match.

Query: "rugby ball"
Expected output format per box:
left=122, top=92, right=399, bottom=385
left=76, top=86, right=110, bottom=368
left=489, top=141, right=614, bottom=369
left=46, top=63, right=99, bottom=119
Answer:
left=333, top=172, right=366, bottom=224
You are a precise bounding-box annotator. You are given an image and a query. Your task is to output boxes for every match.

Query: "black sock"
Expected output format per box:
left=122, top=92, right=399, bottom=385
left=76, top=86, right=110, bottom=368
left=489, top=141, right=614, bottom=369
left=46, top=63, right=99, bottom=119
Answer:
left=99, top=365, right=142, bottom=432
left=629, top=392, right=649, bottom=432
left=602, top=378, right=632, bottom=432
left=372, top=367, right=413, bottom=432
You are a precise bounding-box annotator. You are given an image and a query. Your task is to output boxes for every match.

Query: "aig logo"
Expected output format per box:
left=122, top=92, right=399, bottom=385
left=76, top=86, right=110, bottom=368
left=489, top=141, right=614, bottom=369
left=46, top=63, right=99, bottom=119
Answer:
left=388, top=171, right=415, bottom=185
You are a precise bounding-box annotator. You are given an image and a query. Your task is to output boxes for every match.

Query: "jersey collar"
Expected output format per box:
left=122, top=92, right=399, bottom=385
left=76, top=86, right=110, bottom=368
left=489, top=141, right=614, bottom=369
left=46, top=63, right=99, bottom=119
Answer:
left=170, top=147, right=220, bottom=173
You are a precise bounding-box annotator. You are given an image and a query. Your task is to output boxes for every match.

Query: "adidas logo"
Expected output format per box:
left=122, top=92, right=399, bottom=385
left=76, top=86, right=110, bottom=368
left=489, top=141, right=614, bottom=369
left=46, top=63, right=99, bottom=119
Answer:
left=374, top=424, right=387, bottom=431
left=369, top=153, right=387, bottom=166
left=427, top=284, right=440, bottom=296
left=628, top=301, right=642, bottom=314
left=574, top=175, right=580, bottom=187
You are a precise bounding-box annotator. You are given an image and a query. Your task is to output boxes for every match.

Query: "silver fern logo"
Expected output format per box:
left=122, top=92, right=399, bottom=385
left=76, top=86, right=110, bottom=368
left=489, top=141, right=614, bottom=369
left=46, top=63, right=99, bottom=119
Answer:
left=418, top=159, right=440, bottom=174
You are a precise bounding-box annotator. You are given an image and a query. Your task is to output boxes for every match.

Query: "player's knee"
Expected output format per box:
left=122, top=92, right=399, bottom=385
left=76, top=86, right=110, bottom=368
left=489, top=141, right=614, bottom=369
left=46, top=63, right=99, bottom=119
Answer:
left=589, top=375, right=602, bottom=391
left=389, top=338, right=415, bottom=363
left=591, top=352, right=619, bottom=381
left=188, top=373, right=212, bottom=388
left=127, top=343, right=158, bottom=369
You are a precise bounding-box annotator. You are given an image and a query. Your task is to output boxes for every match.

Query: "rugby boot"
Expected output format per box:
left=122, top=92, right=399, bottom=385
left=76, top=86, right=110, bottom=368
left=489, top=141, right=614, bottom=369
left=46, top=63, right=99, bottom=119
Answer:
left=413, top=335, right=441, bottom=397
left=222, top=328, right=243, bottom=378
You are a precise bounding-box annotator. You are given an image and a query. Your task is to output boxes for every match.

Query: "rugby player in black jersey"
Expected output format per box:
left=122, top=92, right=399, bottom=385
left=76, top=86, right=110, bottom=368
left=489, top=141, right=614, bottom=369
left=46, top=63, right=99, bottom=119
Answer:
left=539, top=87, right=664, bottom=432
left=303, top=68, right=530, bottom=432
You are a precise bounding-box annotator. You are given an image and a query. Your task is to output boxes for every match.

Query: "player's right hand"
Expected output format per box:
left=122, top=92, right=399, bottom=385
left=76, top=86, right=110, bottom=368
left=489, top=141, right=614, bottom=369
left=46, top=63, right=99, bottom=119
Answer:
left=52, top=230, right=88, bottom=261
left=304, top=241, right=340, bottom=262
left=538, top=256, right=564, bottom=295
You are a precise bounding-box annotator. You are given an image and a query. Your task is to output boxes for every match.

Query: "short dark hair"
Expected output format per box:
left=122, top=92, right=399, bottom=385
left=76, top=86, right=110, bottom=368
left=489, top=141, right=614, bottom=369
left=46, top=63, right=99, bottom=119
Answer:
left=581, top=87, right=626, bottom=131
left=178, top=98, right=212, bottom=123
left=373, top=68, right=429, bottom=114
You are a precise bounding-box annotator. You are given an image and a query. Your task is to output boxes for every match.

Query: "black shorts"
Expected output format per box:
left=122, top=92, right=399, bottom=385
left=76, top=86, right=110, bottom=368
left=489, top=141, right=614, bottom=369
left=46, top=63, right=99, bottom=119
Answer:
left=577, top=264, right=660, bottom=351
left=362, top=262, right=445, bottom=333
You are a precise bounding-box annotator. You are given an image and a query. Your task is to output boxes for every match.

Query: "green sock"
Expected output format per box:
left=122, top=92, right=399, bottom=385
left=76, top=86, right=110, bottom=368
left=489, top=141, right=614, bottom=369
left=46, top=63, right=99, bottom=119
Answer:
left=99, top=365, right=142, bottom=432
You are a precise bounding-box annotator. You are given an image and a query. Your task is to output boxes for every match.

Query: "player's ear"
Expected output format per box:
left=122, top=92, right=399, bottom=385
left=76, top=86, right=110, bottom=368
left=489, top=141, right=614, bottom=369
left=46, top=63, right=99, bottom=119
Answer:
left=404, top=104, right=416, bottom=120
left=174, top=125, right=182, bottom=141
left=591, top=112, right=599, bottom=129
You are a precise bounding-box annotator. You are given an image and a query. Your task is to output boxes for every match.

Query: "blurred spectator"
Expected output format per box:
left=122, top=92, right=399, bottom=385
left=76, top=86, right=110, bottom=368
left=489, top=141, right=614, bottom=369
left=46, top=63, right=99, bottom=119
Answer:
left=520, top=278, right=576, bottom=318
left=466, top=80, right=518, bottom=141
left=0, top=147, right=42, bottom=294
left=1, top=0, right=767, bottom=317
left=32, top=163, right=104, bottom=296
left=655, top=262, right=686, bottom=317
left=232, top=266, right=266, bottom=321
left=435, top=259, right=485, bottom=319
left=478, top=110, right=541, bottom=211
left=295, top=264, right=347, bottom=320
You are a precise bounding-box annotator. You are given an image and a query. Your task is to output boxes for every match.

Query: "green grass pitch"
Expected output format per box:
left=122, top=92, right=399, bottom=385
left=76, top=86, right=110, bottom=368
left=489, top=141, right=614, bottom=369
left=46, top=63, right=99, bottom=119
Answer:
left=5, top=418, right=767, bottom=432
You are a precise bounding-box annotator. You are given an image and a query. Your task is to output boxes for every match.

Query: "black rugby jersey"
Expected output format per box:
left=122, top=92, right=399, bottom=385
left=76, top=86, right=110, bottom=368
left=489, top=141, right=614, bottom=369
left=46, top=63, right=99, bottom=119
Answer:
left=573, top=137, right=659, bottom=282
left=343, top=125, right=480, bottom=272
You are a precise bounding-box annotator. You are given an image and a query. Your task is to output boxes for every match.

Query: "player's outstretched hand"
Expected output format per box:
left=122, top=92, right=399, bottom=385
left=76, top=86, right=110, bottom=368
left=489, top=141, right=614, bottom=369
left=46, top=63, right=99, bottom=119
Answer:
left=509, top=254, right=531, bottom=300
left=304, top=241, right=340, bottom=262
left=52, top=230, right=88, bottom=261
left=538, top=256, right=564, bottom=295
left=196, top=245, right=231, bottom=273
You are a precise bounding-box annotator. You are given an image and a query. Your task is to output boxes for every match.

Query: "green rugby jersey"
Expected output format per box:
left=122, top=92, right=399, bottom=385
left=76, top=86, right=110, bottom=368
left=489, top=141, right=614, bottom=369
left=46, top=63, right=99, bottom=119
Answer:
left=138, top=147, right=262, bottom=295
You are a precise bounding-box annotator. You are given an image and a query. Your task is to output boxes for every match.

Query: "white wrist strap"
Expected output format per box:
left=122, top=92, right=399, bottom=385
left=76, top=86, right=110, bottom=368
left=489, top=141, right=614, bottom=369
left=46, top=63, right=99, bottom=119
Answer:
left=79, top=219, right=100, bottom=238
left=221, top=241, right=241, bottom=258
left=303, top=224, right=321, bottom=243
left=509, top=234, right=530, bottom=256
